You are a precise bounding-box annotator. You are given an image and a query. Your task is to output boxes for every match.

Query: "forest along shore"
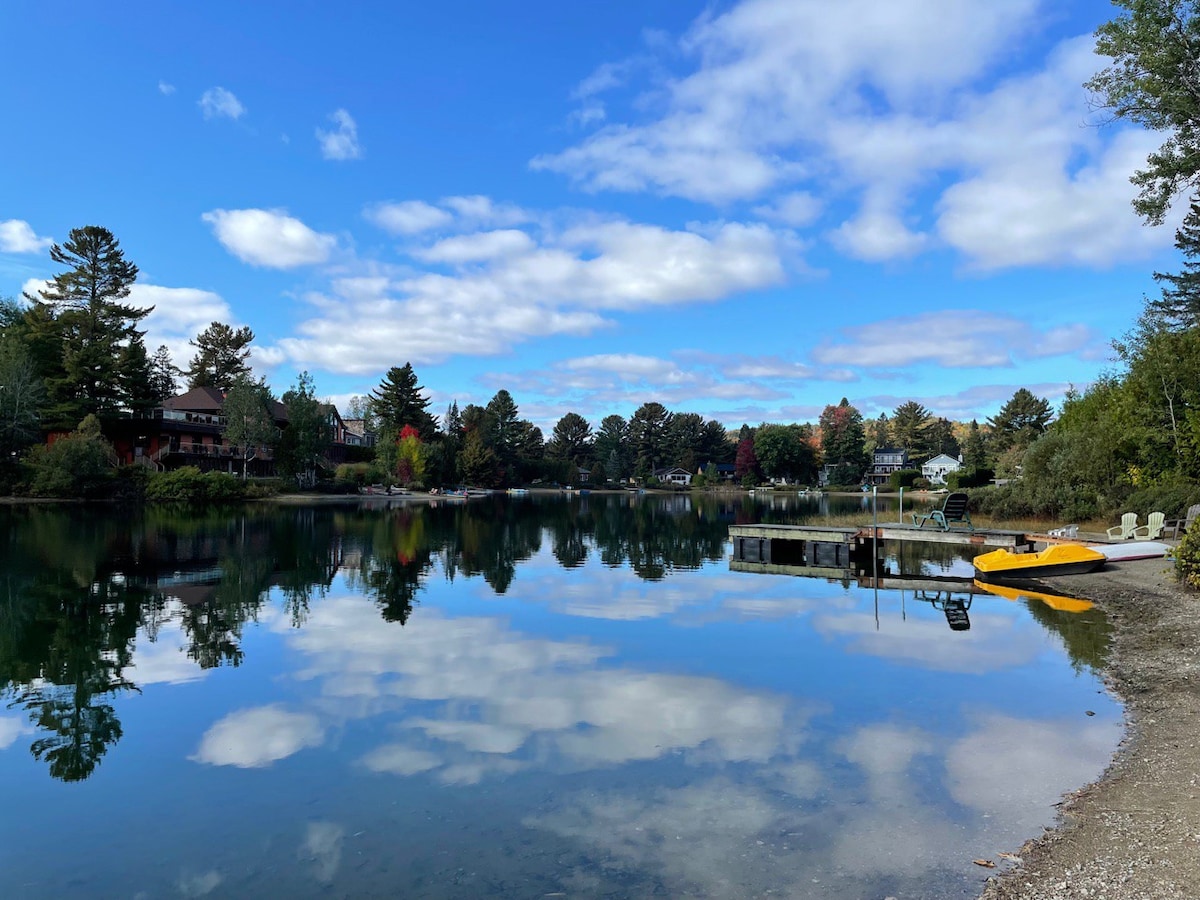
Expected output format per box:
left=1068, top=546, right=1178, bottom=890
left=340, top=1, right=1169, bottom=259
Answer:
left=980, top=558, right=1200, bottom=900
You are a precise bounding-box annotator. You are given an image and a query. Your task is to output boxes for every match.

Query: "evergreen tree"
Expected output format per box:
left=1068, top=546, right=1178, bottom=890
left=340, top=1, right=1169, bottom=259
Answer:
left=629, top=402, right=672, bottom=476
left=593, top=415, right=629, bottom=480
left=667, top=412, right=705, bottom=471
left=458, top=429, right=498, bottom=486
left=148, top=345, right=182, bottom=403
left=988, top=388, right=1053, bottom=454
left=699, top=419, right=733, bottom=464
left=869, top=413, right=890, bottom=449
left=890, top=401, right=933, bottom=460
left=928, top=417, right=961, bottom=458
left=371, top=363, right=437, bottom=440
left=27, top=226, right=148, bottom=426
left=963, top=419, right=988, bottom=469
left=484, top=389, right=521, bottom=477
left=549, top=412, right=592, bottom=464
left=117, top=336, right=155, bottom=416
left=186, top=322, right=254, bottom=390
left=1151, top=195, right=1200, bottom=327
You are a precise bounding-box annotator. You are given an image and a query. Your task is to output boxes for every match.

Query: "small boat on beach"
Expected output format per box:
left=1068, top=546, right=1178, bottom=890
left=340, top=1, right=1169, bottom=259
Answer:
left=973, top=543, right=1106, bottom=582
left=1096, top=541, right=1171, bottom=562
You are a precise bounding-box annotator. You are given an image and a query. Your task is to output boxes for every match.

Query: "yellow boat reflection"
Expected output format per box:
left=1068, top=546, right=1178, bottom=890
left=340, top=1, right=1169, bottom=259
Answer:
left=972, top=579, right=1094, bottom=613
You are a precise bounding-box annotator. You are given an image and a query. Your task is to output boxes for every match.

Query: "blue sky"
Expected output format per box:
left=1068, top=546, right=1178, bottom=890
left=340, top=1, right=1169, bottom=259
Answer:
left=0, top=0, right=1178, bottom=431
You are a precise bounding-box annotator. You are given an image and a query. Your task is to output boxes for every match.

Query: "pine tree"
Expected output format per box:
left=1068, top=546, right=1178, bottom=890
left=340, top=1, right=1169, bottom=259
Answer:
left=988, top=388, right=1052, bottom=454
left=819, top=398, right=868, bottom=481
left=186, top=322, right=254, bottom=390
left=629, top=402, right=672, bottom=476
left=549, top=412, right=592, bottom=463
left=1151, top=195, right=1200, bottom=328
left=148, top=345, right=182, bottom=403
left=27, top=226, right=148, bottom=426
left=370, top=363, right=437, bottom=440
left=890, top=401, right=933, bottom=460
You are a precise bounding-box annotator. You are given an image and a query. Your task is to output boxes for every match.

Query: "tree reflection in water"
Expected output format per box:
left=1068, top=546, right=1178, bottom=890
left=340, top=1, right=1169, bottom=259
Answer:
left=0, top=494, right=1108, bottom=782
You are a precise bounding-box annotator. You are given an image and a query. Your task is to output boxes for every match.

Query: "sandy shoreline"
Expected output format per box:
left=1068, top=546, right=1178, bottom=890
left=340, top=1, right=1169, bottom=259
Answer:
left=980, top=555, right=1200, bottom=899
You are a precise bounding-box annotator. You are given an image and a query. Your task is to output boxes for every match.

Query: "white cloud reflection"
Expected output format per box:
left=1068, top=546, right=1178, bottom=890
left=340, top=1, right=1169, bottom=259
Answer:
left=191, top=705, right=324, bottom=768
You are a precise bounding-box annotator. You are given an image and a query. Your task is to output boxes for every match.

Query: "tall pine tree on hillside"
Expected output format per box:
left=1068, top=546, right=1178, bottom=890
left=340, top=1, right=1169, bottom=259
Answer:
left=186, top=322, right=254, bottom=391
left=27, top=226, right=149, bottom=427
left=370, top=363, right=437, bottom=440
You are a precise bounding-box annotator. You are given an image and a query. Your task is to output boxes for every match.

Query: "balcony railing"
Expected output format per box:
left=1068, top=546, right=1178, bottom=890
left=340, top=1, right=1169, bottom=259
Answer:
left=134, top=409, right=228, bottom=427
left=166, top=442, right=274, bottom=460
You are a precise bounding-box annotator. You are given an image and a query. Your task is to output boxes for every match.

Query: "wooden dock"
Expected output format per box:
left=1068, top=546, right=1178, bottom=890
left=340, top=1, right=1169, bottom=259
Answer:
left=728, top=523, right=1032, bottom=569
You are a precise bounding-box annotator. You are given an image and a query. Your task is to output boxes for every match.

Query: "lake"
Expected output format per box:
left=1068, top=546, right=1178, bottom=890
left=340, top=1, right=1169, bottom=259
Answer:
left=0, top=493, right=1120, bottom=898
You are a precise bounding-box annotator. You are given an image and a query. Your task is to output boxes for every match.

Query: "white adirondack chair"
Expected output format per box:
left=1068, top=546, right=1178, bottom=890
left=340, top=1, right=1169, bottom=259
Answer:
left=1106, top=512, right=1138, bottom=540
left=1133, top=511, right=1166, bottom=540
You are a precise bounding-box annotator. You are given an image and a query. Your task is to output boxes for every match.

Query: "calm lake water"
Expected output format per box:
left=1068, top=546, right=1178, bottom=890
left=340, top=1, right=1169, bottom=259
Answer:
left=0, top=494, right=1120, bottom=899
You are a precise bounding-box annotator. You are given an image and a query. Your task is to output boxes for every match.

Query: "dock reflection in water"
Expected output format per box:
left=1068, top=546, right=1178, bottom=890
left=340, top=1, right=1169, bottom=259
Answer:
left=0, top=497, right=1119, bottom=899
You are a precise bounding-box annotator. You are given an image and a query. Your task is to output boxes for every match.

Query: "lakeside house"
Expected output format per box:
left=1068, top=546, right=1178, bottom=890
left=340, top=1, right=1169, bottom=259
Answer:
left=921, top=453, right=963, bottom=485
left=865, top=447, right=911, bottom=486
left=652, top=466, right=693, bottom=486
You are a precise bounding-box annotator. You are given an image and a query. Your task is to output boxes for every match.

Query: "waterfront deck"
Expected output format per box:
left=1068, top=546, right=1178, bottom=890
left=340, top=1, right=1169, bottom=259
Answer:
left=728, top=523, right=1033, bottom=569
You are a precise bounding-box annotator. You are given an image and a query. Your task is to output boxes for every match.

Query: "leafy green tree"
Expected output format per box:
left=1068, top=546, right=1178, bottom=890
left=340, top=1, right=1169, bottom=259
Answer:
left=819, top=398, right=868, bottom=481
left=629, top=402, right=672, bottom=476
left=754, top=423, right=817, bottom=483
left=185, top=322, right=254, bottom=390
left=370, top=363, right=437, bottom=440
left=989, top=388, right=1053, bottom=454
left=0, top=337, right=45, bottom=460
left=148, top=344, right=181, bottom=403
left=27, top=226, right=148, bottom=427
left=1087, top=0, right=1200, bottom=223
left=549, top=412, right=592, bottom=463
left=222, top=376, right=279, bottom=479
left=276, top=371, right=333, bottom=486
left=24, top=414, right=117, bottom=498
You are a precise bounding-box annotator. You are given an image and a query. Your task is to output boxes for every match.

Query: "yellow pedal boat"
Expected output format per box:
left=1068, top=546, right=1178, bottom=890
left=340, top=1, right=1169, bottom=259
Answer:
left=973, top=543, right=1105, bottom=582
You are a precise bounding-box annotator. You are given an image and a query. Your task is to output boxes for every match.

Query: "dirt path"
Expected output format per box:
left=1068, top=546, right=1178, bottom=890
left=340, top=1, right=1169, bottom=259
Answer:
left=980, top=557, right=1200, bottom=899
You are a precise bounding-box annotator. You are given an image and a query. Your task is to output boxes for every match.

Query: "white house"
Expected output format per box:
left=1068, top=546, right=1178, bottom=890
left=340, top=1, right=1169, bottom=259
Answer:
left=652, top=466, right=692, bottom=486
left=921, top=453, right=963, bottom=485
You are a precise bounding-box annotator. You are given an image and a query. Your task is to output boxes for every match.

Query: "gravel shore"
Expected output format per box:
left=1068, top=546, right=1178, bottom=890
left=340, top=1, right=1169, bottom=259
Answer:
left=980, top=554, right=1200, bottom=899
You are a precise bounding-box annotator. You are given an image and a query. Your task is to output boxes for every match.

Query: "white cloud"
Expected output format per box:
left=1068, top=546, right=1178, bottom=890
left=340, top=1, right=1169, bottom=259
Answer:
left=123, top=284, right=238, bottom=369
left=534, top=0, right=1168, bottom=269
left=191, top=705, right=324, bottom=768
left=316, top=108, right=362, bottom=161
left=0, top=219, right=53, bottom=253
left=364, top=200, right=454, bottom=235
left=752, top=192, right=822, bottom=227
left=812, top=310, right=1100, bottom=369
left=0, top=715, right=33, bottom=749
left=198, top=86, right=245, bottom=120
left=158, top=80, right=176, bottom=96
left=202, top=208, right=336, bottom=268
left=415, top=229, right=536, bottom=264
left=271, top=218, right=783, bottom=373
left=441, top=195, right=531, bottom=228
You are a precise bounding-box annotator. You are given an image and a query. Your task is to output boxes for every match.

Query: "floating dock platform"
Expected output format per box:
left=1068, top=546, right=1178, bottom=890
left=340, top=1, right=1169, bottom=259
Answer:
left=728, top=523, right=1033, bottom=569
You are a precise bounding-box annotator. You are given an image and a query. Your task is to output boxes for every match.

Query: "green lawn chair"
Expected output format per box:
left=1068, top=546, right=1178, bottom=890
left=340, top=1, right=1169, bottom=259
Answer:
left=911, top=491, right=973, bottom=532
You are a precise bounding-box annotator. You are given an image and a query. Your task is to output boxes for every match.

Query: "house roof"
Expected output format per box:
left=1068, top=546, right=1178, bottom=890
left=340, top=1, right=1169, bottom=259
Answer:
left=163, top=386, right=289, bottom=423
left=922, top=453, right=961, bottom=467
left=164, top=386, right=225, bottom=413
left=653, top=466, right=691, bottom=477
